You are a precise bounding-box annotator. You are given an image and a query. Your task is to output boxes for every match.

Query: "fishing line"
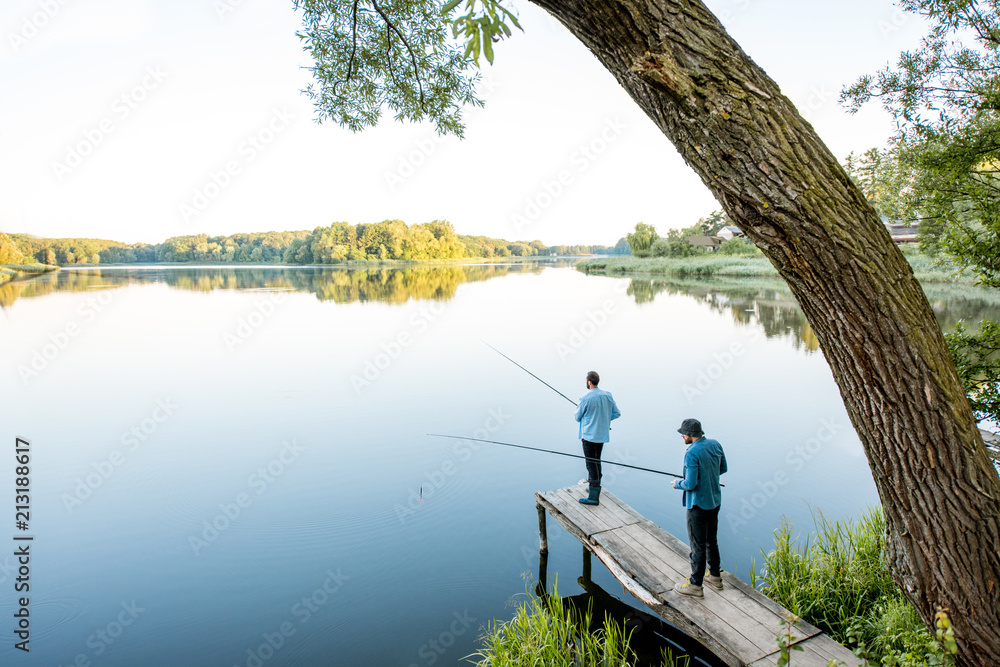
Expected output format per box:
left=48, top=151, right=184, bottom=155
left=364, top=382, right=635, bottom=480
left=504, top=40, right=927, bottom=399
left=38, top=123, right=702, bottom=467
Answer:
left=482, top=341, right=578, bottom=407
left=426, top=433, right=720, bottom=483
left=474, top=344, right=722, bottom=484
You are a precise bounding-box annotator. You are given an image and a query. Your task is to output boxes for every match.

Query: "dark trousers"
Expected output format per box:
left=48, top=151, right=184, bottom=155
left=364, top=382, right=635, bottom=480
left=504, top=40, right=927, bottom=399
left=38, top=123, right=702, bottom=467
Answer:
left=581, top=440, right=603, bottom=486
left=686, top=505, right=721, bottom=586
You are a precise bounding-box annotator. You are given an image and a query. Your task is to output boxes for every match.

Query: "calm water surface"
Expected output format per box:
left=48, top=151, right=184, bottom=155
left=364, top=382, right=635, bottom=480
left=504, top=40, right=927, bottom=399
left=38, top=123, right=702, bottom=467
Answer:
left=2, top=264, right=997, bottom=666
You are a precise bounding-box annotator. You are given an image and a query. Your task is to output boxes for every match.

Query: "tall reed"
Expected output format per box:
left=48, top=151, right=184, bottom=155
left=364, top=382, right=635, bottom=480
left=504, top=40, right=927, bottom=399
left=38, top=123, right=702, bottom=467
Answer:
left=467, top=587, right=688, bottom=666
left=753, top=507, right=954, bottom=665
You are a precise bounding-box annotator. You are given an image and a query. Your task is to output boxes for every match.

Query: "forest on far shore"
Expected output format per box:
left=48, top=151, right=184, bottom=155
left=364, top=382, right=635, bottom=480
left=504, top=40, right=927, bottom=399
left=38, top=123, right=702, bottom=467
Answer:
left=0, top=221, right=630, bottom=266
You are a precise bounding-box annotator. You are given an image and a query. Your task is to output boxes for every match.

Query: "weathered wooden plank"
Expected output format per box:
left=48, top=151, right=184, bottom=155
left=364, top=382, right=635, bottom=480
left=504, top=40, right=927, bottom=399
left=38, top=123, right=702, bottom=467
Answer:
left=635, top=517, right=824, bottom=638
left=589, top=487, right=646, bottom=527
left=625, top=526, right=826, bottom=659
left=538, top=486, right=645, bottom=533
left=791, top=633, right=860, bottom=663
left=588, top=541, right=660, bottom=608
left=748, top=633, right=860, bottom=666
left=710, top=570, right=823, bottom=639
left=594, top=526, right=780, bottom=662
left=619, top=521, right=829, bottom=661
left=593, top=527, right=685, bottom=597
left=535, top=487, right=856, bottom=667
left=587, top=538, right=744, bottom=667
left=539, top=487, right=618, bottom=536
left=535, top=492, right=594, bottom=547
left=618, top=522, right=692, bottom=577
left=537, top=489, right=603, bottom=537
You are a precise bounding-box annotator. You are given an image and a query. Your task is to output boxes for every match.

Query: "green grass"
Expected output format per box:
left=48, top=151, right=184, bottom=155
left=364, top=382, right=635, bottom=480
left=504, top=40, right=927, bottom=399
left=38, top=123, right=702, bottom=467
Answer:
left=578, top=255, right=778, bottom=277
left=0, top=263, right=59, bottom=285
left=903, top=255, right=978, bottom=284
left=467, top=587, right=687, bottom=666
left=577, top=253, right=981, bottom=286
left=752, top=508, right=956, bottom=666
left=0, top=263, right=59, bottom=273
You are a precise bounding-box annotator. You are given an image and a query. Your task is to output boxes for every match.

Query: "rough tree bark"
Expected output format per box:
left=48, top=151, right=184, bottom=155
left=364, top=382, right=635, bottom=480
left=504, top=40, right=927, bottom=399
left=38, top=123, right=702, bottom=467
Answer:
left=525, top=0, right=1000, bottom=662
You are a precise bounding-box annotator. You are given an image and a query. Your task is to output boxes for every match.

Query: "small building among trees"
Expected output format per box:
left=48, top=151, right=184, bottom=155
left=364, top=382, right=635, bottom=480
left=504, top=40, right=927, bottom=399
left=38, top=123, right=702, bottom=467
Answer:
left=885, top=223, right=918, bottom=244
left=717, top=225, right=745, bottom=241
left=686, top=235, right=724, bottom=251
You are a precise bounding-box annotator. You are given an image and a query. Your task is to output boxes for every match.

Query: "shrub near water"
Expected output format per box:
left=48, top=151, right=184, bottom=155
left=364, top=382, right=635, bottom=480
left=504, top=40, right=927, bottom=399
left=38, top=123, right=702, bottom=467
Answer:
left=753, top=508, right=956, bottom=665
left=468, top=588, right=687, bottom=666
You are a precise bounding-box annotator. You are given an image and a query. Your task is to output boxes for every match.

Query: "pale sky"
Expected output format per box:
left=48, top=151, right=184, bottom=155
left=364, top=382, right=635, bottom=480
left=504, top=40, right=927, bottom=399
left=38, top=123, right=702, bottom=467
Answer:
left=0, top=0, right=927, bottom=246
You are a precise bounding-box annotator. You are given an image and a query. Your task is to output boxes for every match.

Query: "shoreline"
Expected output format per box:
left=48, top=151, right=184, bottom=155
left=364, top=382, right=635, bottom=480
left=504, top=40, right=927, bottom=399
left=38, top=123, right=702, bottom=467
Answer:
left=576, top=254, right=982, bottom=286
left=49, top=256, right=599, bottom=270
left=0, top=263, right=59, bottom=284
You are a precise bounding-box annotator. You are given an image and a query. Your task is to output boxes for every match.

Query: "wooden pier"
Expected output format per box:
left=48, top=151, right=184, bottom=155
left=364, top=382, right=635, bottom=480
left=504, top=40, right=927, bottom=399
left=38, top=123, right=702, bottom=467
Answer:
left=535, top=483, right=858, bottom=667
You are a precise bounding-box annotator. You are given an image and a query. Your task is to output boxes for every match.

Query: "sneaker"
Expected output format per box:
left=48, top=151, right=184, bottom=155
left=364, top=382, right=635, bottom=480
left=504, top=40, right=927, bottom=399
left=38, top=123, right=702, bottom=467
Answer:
left=672, top=580, right=703, bottom=597
left=704, top=574, right=724, bottom=590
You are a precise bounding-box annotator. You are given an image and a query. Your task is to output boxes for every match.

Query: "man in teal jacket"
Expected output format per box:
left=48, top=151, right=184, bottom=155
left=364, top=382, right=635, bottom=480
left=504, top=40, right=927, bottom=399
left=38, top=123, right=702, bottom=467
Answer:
left=574, top=371, right=621, bottom=506
left=671, top=418, right=727, bottom=597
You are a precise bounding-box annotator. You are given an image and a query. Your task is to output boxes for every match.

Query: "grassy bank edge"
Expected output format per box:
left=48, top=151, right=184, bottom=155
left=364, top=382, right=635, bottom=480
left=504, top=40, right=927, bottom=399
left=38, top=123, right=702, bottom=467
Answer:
left=0, top=263, right=59, bottom=283
left=753, top=507, right=958, bottom=666
left=576, top=255, right=980, bottom=286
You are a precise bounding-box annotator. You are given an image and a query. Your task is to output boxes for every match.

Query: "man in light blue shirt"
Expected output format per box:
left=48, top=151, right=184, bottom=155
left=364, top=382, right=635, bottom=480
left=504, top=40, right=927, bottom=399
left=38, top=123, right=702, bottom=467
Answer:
left=574, top=371, right=621, bottom=506
left=671, top=418, right=727, bottom=598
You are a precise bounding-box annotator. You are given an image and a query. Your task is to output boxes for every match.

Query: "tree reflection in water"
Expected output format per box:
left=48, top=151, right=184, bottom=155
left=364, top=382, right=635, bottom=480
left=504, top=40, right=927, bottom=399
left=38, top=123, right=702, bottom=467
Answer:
left=624, top=276, right=1000, bottom=353
left=7, top=267, right=1000, bottom=350
left=0, top=262, right=567, bottom=309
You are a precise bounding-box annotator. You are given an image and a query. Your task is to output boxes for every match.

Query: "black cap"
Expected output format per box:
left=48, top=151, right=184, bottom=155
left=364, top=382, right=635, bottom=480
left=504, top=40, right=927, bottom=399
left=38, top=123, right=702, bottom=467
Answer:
left=677, top=418, right=704, bottom=437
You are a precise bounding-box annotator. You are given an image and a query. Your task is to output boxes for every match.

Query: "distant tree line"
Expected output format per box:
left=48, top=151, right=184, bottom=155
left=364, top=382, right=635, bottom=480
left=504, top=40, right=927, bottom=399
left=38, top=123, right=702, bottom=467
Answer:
left=5, top=221, right=629, bottom=266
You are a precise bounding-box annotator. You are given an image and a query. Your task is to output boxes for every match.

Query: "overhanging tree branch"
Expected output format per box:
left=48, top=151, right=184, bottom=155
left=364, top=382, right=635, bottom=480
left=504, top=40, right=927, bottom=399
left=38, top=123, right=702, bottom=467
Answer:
left=370, top=0, right=426, bottom=109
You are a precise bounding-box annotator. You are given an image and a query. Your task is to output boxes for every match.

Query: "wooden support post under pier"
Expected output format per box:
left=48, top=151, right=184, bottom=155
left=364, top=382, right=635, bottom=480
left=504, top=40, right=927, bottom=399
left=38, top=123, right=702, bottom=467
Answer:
left=536, top=503, right=548, bottom=555
left=535, top=482, right=858, bottom=667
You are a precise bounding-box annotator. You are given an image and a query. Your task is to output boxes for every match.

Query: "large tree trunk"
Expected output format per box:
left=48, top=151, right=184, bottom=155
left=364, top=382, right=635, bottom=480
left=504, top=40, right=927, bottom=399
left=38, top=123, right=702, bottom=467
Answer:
left=526, top=0, right=1000, bottom=662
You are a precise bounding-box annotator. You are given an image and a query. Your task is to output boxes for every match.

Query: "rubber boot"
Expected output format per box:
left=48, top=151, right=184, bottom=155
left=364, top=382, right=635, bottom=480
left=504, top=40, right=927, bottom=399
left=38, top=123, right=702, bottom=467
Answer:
left=578, top=485, right=601, bottom=505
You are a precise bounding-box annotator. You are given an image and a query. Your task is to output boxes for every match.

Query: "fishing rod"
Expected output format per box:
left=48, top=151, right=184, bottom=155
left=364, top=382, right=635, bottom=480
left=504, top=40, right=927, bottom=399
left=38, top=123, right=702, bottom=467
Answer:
left=482, top=341, right=578, bottom=407
left=427, top=434, right=719, bottom=483
left=475, top=344, right=718, bottom=484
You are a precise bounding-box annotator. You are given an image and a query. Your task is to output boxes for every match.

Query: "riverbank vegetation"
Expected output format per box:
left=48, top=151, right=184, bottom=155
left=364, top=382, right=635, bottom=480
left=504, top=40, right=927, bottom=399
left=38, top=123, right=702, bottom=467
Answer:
left=3, top=222, right=628, bottom=267
left=625, top=211, right=749, bottom=260
left=469, top=588, right=686, bottom=666
left=577, top=250, right=977, bottom=285
left=0, top=232, right=60, bottom=283
left=753, top=508, right=957, bottom=666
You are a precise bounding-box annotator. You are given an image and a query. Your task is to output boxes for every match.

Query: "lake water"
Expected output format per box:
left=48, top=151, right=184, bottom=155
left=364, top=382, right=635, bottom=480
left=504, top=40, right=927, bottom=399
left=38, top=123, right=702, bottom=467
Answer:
left=2, top=264, right=997, bottom=666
